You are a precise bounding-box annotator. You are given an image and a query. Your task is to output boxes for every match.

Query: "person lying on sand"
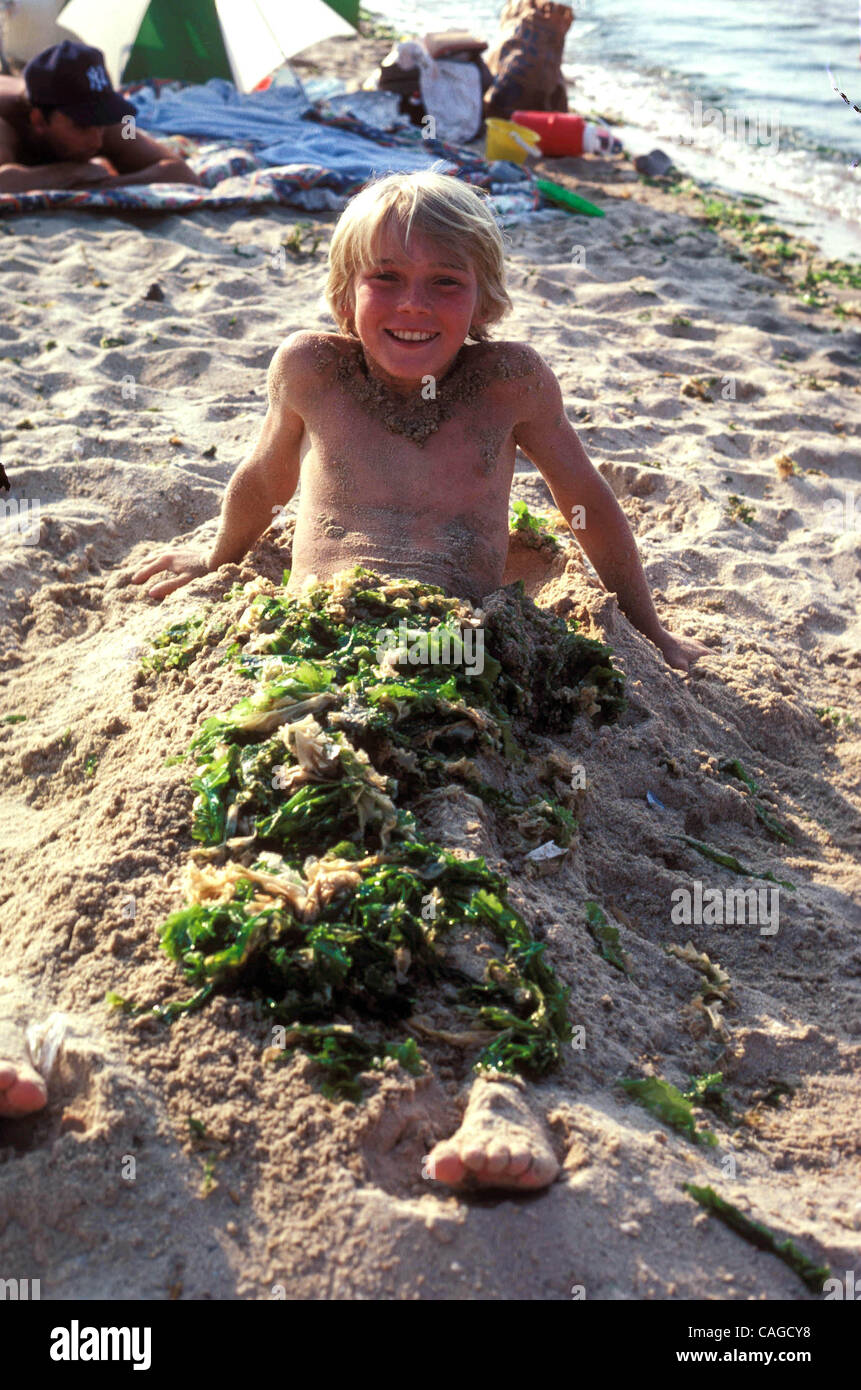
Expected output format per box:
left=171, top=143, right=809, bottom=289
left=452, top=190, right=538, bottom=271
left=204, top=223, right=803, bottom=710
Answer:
left=1, top=172, right=708, bottom=1190
left=132, top=170, right=711, bottom=1189
left=0, top=40, right=200, bottom=194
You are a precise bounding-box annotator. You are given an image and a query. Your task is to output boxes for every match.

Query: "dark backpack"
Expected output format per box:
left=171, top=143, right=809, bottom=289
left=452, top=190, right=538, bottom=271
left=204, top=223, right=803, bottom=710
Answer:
left=484, top=1, right=574, bottom=119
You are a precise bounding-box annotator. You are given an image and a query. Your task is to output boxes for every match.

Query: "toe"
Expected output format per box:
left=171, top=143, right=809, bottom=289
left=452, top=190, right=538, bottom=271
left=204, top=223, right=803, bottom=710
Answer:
left=0, top=1063, right=47, bottom=1118
left=427, top=1143, right=465, bottom=1185
left=484, top=1144, right=511, bottom=1176
left=536, top=1150, right=561, bottom=1184
left=505, top=1145, right=533, bottom=1177
left=517, top=1150, right=559, bottom=1189
left=462, top=1143, right=490, bottom=1174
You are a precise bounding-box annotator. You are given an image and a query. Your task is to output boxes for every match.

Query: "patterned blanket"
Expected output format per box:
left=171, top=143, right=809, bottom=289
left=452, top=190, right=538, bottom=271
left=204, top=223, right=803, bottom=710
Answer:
left=0, top=104, right=540, bottom=221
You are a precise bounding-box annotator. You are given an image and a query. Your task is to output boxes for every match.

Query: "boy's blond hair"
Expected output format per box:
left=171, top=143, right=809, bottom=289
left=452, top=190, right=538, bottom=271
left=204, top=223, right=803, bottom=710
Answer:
left=325, top=170, right=512, bottom=342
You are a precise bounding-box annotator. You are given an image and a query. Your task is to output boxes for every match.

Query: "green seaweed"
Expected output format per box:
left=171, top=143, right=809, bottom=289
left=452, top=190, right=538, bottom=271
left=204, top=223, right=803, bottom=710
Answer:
left=754, top=1078, right=797, bottom=1109
left=719, top=759, right=794, bottom=845
left=509, top=500, right=563, bottom=552
left=128, top=569, right=627, bottom=1096
left=815, top=705, right=854, bottom=730
left=684, top=1071, right=734, bottom=1123
left=273, top=1024, right=422, bottom=1101
left=142, top=612, right=227, bottom=673
left=665, top=942, right=732, bottom=1001
left=620, top=1076, right=718, bottom=1147
left=105, top=990, right=136, bottom=1013
left=178, top=581, right=622, bottom=862
left=751, top=802, right=795, bottom=845
left=726, top=494, right=756, bottom=525
left=357, top=6, right=398, bottom=41
left=280, top=222, right=322, bottom=259
left=584, top=900, right=629, bottom=973
left=719, top=758, right=758, bottom=794
left=683, top=1183, right=830, bottom=1293
left=506, top=794, right=578, bottom=848
left=190, top=744, right=239, bottom=844
left=679, top=835, right=795, bottom=890
left=106, top=984, right=214, bottom=1020
left=158, top=843, right=570, bottom=1078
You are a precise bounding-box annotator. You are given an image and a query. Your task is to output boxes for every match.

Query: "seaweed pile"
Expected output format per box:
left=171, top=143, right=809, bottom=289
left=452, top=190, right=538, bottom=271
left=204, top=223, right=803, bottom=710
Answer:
left=129, top=568, right=626, bottom=1098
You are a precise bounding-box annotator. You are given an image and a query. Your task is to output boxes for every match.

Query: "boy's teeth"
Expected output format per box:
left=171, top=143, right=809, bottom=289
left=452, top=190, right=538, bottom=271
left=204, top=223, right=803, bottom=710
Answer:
left=388, top=330, right=436, bottom=341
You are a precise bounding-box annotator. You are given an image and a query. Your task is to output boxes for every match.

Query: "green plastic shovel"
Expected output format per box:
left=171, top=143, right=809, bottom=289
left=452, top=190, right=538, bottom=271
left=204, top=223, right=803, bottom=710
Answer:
left=534, top=177, right=605, bottom=217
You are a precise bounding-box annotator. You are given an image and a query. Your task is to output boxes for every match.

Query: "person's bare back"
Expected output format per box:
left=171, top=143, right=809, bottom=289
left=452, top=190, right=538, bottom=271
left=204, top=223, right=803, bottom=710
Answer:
left=285, top=332, right=539, bottom=605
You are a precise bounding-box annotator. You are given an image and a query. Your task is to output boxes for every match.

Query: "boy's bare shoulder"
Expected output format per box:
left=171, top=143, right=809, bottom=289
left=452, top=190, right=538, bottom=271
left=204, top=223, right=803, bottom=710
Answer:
left=469, top=339, right=552, bottom=382
left=468, top=340, right=557, bottom=412
left=268, top=330, right=356, bottom=401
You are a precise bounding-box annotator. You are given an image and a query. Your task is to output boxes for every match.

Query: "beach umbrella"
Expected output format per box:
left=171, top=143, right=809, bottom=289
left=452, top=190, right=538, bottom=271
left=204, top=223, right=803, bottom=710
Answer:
left=56, top=0, right=359, bottom=92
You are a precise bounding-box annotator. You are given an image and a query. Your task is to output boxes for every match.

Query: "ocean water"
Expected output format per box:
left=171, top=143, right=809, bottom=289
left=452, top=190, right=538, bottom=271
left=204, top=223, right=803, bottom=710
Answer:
left=373, top=0, right=861, bottom=256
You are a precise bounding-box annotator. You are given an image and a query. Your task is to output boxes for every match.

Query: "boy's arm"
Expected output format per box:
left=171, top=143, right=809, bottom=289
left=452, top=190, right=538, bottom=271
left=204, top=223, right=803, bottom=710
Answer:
left=513, top=350, right=709, bottom=673
left=133, top=335, right=307, bottom=599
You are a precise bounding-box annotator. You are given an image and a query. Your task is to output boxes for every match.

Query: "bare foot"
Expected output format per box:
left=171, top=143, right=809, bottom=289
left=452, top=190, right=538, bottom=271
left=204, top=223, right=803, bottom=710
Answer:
left=426, top=1074, right=559, bottom=1191
left=0, top=1017, right=48, bottom=1118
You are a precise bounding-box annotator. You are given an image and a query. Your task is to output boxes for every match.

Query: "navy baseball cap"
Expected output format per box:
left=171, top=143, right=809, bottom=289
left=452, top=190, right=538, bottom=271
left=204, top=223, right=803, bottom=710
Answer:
left=24, top=41, right=136, bottom=124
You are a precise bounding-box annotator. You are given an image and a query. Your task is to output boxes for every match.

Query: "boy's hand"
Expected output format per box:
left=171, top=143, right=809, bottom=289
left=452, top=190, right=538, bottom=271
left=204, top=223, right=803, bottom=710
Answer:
left=654, top=627, right=711, bottom=674
left=132, top=548, right=209, bottom=600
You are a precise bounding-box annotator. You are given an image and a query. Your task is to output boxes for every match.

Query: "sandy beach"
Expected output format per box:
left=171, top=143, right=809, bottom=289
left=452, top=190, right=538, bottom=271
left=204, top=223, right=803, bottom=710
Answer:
left=1, top=27, right=860, bottom=1301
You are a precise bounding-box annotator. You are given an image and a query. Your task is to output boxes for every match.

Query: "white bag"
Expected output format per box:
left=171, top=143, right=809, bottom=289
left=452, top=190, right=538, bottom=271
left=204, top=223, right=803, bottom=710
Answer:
left=389, top=39, right=483, bottom=145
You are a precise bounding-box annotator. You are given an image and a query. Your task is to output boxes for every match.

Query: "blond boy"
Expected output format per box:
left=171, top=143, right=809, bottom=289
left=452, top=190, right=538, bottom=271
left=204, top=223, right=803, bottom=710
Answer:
left=133, top=170, right=705, bottom=685
left=3, top=173, right=707, bottom=1185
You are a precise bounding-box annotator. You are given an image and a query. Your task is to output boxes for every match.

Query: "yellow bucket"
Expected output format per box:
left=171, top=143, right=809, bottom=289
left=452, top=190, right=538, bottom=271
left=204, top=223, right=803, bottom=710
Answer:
left=485, top=118, right=542, bottom=164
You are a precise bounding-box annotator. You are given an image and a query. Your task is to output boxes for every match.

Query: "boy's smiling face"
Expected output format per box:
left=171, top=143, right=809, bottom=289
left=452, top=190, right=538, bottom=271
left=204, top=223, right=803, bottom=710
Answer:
left=350, top=224, right=482, bottom=395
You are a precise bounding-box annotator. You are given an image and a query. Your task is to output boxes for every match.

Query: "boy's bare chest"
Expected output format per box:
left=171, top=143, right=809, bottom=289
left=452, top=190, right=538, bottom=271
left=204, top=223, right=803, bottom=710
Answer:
left=303, top=383, right=518, bottom=500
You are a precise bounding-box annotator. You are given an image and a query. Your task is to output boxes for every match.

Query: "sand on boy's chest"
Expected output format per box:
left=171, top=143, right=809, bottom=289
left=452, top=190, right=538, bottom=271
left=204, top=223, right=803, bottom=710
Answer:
left=318, top=338, right=527, bottom=450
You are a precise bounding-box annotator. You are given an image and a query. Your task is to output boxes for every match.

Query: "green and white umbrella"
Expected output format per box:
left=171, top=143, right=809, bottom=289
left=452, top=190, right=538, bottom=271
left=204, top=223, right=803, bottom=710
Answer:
left=57, top=0, right=360, bottom=92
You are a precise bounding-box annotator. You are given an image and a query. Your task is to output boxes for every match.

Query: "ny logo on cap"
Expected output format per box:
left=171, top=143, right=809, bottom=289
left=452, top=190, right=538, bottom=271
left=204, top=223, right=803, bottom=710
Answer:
left=86, top=64, right=110, bottom=92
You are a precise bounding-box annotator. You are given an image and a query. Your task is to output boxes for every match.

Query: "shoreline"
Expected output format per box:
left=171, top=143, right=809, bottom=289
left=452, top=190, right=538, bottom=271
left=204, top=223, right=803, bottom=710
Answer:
left=360, top=2, right=861, bottom=260
left=564, top=64, right=861, bottom=265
